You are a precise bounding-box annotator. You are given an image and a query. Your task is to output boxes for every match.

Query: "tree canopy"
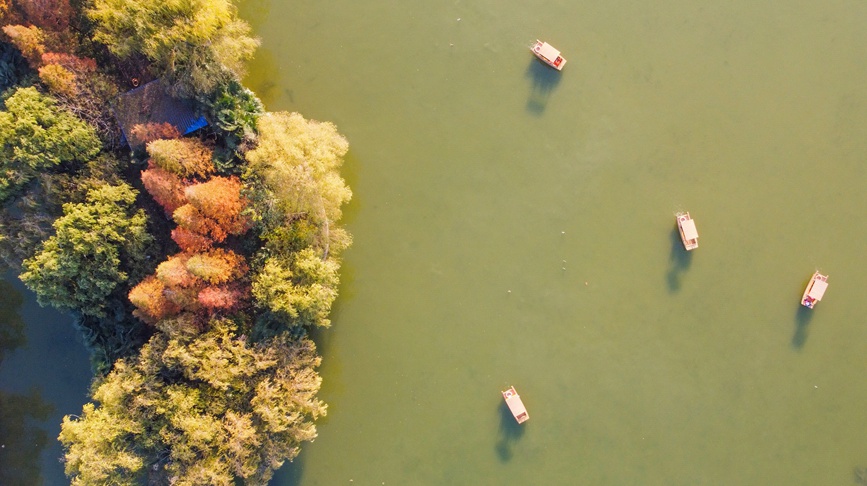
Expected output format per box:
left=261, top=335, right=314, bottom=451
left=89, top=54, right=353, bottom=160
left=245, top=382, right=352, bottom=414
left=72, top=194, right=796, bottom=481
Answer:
left=85, top=0, right=259, bottom=97
left=60, top=319, right=326, bottom=486
left=0, top=87, right=101, bottom=202
left=19, top=183, right=153, bottom=317
left=244, top=112, right=352, bottom=232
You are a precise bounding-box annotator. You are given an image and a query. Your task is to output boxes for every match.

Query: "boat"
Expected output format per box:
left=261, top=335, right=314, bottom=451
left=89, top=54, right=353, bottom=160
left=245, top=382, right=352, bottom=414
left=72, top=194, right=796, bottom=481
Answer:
left=530, top=40, right=566, bottom=71
left=801, top=271, right=828, bottom=308
left=502, top=386, right=529, bottom=424
left=676, top=212, right=699, bottom=251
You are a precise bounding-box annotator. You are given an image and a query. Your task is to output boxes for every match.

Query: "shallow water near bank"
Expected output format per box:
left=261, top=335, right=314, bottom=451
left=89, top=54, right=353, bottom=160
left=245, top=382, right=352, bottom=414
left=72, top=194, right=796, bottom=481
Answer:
left=0, top=273, right=91, bottom=485
left=239, top=0, right=867, bottom=484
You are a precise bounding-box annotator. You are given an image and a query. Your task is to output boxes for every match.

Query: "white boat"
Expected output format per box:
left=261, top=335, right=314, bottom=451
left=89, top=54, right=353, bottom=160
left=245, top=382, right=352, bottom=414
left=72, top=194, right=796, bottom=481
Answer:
left=801, top=272, right=828, bottom=308
left=530, top=40, right=566, bottom=71
left=502, top=386, right=529, bottom=424
left=676, top=212, right=699, bottom=251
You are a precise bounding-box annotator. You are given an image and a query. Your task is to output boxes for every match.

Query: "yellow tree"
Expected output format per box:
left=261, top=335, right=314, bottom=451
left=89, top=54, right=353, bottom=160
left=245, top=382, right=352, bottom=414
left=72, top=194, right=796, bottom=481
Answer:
left=86, top=0, right=259, bottom=97
left=60, top=320, right=327, bottom=485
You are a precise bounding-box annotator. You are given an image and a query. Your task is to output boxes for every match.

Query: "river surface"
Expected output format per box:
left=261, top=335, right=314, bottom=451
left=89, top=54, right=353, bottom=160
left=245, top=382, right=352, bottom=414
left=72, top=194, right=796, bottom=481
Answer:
left=3, top=0, right=867, bottom=484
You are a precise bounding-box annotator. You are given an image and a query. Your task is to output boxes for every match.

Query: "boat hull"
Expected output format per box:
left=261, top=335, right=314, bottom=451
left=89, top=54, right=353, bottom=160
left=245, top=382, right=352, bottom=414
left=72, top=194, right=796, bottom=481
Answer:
left=531, top=40, right=566, bottom=71
left=801, top=272, right=828, bottom=308
left=502, top=386, right=529, bottom=424
left=676, top=212, right=699, bottom=251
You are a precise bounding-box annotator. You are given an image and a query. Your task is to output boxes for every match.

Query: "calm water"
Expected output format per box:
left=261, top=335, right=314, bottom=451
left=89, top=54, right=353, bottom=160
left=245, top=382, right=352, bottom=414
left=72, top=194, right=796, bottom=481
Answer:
left=239, top=0, right=867, bottom=484
left=3, top=0, right=867, bottom=484
left=0, top=273, right=91, bottom=485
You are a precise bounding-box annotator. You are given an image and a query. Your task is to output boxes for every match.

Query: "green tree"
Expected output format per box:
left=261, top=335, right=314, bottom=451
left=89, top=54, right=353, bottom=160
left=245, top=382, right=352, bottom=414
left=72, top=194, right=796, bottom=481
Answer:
left=244, top=112, right=352, bottom=231
left=251, top=248, right=340, bottom=329
left=60, top=320, right=326, bottom=486
left=0, top=86, right=101, bottom=202
left=86, top=0, right=259, bottom=97
left=19, top=183, right=153, bottom=317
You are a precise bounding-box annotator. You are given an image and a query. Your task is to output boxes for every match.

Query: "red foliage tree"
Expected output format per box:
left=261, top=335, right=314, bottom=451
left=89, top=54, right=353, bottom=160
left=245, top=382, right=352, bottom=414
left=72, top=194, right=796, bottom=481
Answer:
left=198, top=284, right=246, bottom=312
left=129, top=122, right=181, bottom=148
left=184, top=176, right=250, bottom=236
left=155, top=254, right=200, bottom=288
left=171, top=227, right=213, bottom=253
left=173, top=204, right=227, bottom=242
left=18, top=0, right=71, bottom=31
left=141, top=163, right=187, bottom=214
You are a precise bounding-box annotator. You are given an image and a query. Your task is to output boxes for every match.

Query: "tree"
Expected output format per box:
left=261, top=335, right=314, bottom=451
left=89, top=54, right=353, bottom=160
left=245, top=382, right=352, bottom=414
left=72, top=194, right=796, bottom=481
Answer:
left=128, top=275, right=180, bottom=323
left=37, top=62, right=75, bottom=96
left=0, top=152, right=127, bottom=270
left=184, top=176, right=248, bottom=235
left=155, top=254, right=200, bottom=289
left=201, top=79, right=263, bottom=148
left=17, top=0, right=72, bottom=31
left=2, top=24, right=44, bottom=66
left=185, top=249, right=247, bottom=285
left=173, top=203, right=226, bottom=242
left=198, top=284, right=245, bottom=312
left=0, top=87, right=101, bottom=202
left=60, top=320, right=327, bottom=485
left=141, top=163, right=187, bottom=214
left=129, top=122, right=181, bottom=148
left=251, top=248, right=339, bottom=329
left=147, top=138, right=215, bottom=179
left=171, top=227, right=214, bottom=253
left=38, top=53, right=121, bottom=146
left=19, top=183, right=153, bottom=317
left=86, top=0, right=259, bottom=97
left=244, top=112, right=352, bottom=230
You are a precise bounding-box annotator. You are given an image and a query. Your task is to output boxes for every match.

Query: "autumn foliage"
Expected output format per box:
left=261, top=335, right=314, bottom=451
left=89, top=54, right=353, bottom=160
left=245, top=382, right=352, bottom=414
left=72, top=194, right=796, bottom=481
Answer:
left=184, top=176, right=249, bottom=235
left=198, top=284, right=245, bottom=312
left=147, top=138, right=214, bottom=179
left=2, top=24, right=45, bottom=66
left=173, top=204, right=226, bottom=242
left=186, top=249, right=247, bottom=285
left=18, top=0, right=72, bottom=31
left=129, top=122, right=181, bottom=148
left=128, top=276, right=180, bottom=322
left=171, top=227, right=213, bottom=253
left=130, top=249, right=249, bottom=326
left=141, top=163, right=187, bottom=214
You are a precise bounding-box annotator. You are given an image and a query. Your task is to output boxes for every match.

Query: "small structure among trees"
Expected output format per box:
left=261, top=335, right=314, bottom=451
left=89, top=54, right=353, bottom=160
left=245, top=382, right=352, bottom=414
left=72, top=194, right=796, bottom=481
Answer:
left=112, top=80, right=208, bottom=150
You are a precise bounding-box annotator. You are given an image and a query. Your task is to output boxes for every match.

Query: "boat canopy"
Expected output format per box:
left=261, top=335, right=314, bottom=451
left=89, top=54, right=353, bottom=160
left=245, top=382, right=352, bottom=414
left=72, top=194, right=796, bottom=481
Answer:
left=808, top=279, right=828, bottom=300
left=538, top=42, right=561, bottom=61
left=506, top=395, right=528, bottom=418
left=681, top=219, right=699, bottom=240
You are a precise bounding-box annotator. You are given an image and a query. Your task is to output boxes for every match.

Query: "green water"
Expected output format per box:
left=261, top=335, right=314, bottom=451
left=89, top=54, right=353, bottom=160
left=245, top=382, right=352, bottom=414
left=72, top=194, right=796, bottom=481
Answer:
left=3, top=0, right=867, bottom=484
left=239, top=0, right=867, bottom=484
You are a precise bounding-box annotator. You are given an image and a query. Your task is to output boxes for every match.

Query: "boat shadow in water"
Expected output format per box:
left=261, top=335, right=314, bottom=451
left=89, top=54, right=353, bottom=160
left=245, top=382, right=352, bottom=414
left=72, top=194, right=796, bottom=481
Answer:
left=525, top=60, right=563, bottom=115
left=666, top=226, right=693, bottom=292
left=494, top=401, right=526, bottom=462
left=791, top=305, right=815, bottom=350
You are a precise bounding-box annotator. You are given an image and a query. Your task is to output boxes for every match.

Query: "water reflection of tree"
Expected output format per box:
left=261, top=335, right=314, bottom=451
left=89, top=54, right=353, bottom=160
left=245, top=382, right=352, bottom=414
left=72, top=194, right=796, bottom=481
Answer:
left=0, top=389, right=53, bottom=486
left=0, top=280, right=53, bottom=486
left=0, top=280, right=26, bottom=363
